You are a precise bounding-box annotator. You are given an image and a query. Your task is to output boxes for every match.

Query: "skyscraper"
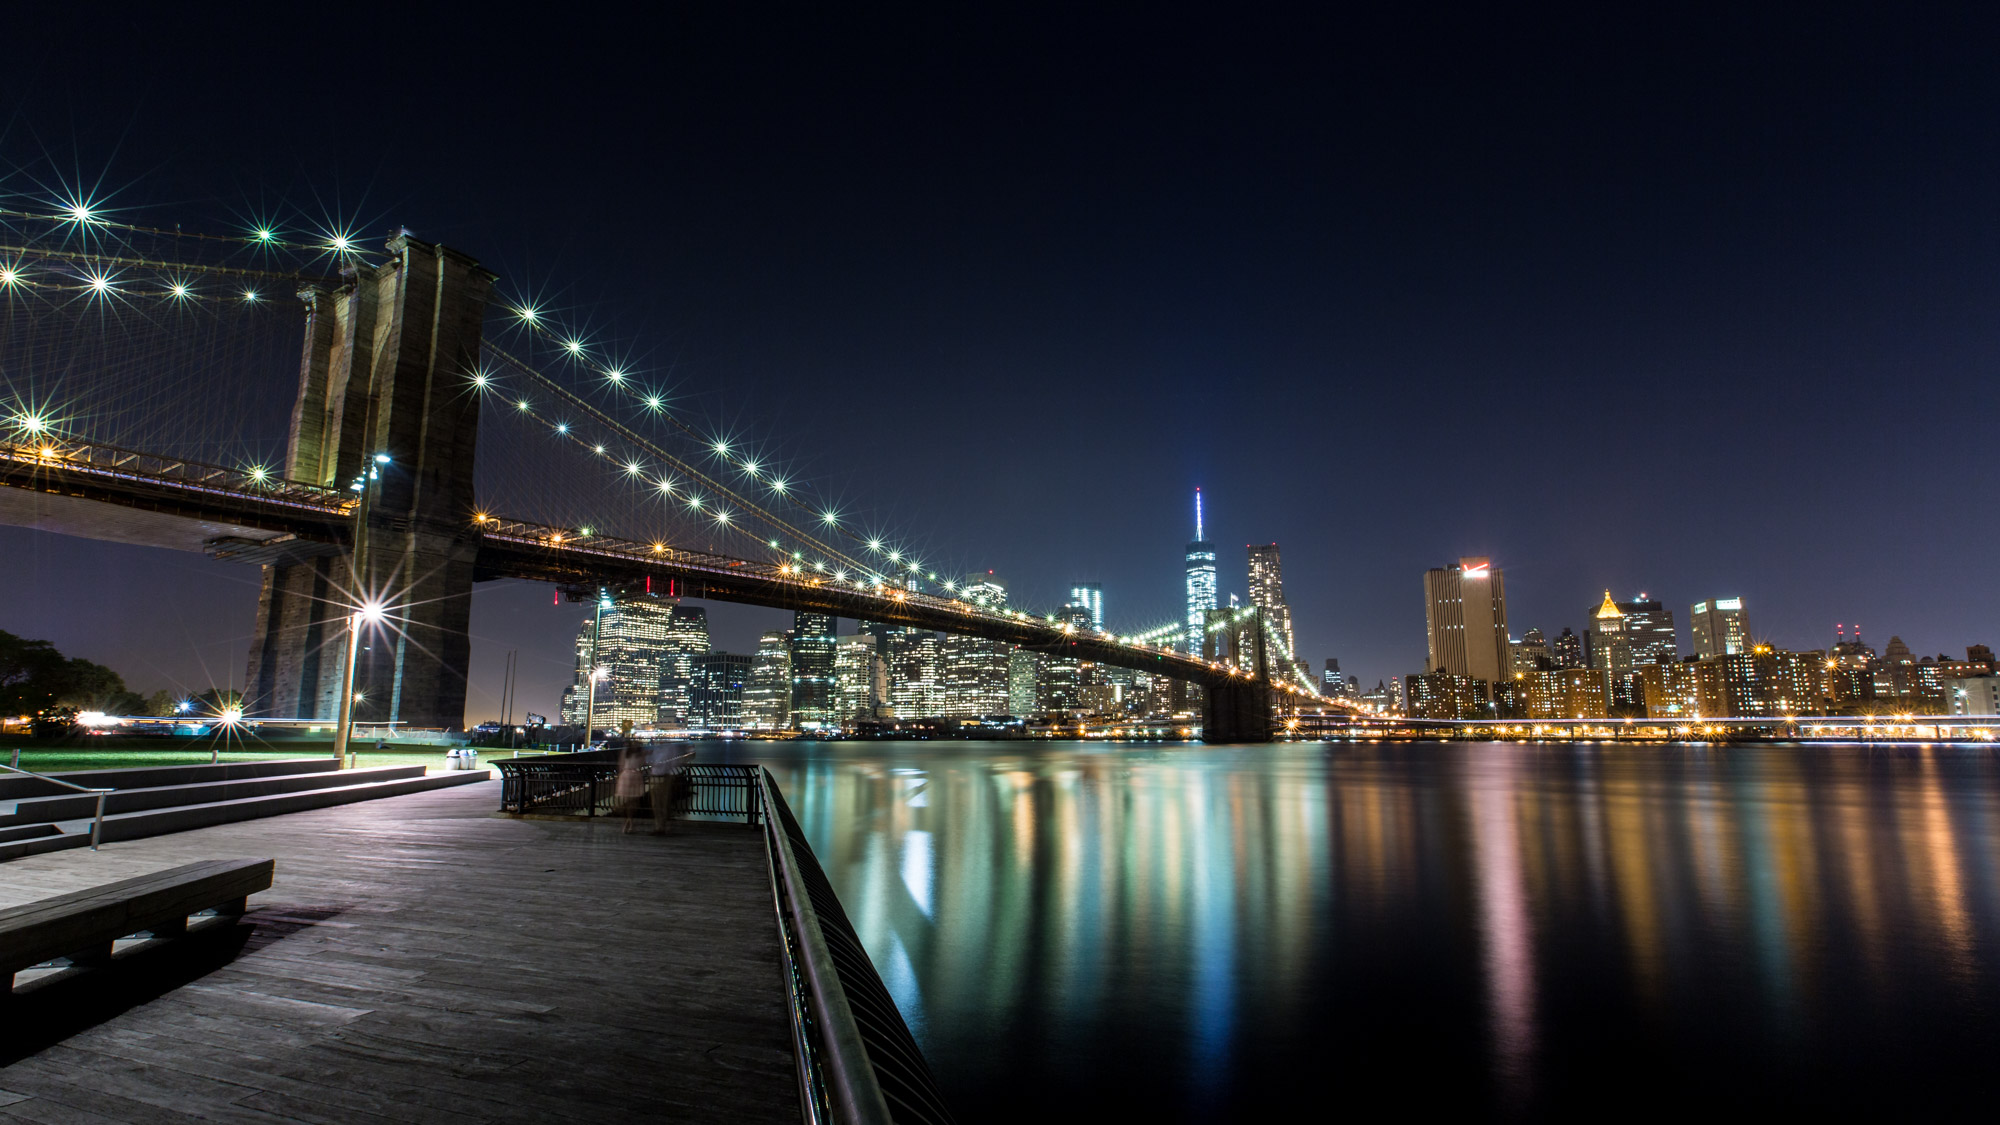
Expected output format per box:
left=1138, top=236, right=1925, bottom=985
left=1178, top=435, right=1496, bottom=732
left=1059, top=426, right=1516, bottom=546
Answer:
left=1246, top=543, right=1297, bottom=660
left=1690, top=598, right=1750, bottom=659
left=1422, top=557, right=1510, bottom=684
left=556, top=594, right=684, bottom=732
left=1585, top=591, right=1631, bottom=675
left=656, top=604, right=711, bottom=728
left=887, top=630, right=945, bottom=718
left=1185, top=489, right=1217, bottom=654
left=745, top=631, right=792, bottom=730
left=789, top=611, right=838, bottom=730
left=1618, top=595, right=1679, bottom=667
left=834, top=635, right=888, bottom=724
left=692, top=652, right=750, bottom=730
left=1069, top=583, right=1105, bottom=631
left=1552, top=627, right=1584, bottom=670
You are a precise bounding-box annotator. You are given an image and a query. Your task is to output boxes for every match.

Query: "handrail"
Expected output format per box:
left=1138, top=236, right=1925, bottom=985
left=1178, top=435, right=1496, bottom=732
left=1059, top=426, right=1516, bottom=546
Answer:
left=758, top=767, right=894, bottom=1125
left=0, top=763, right=113, bottom=850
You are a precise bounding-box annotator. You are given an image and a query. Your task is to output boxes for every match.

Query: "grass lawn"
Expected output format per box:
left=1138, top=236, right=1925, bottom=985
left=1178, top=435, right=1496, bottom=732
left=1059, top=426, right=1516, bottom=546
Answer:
left=2, top=739, right=560, bottom=776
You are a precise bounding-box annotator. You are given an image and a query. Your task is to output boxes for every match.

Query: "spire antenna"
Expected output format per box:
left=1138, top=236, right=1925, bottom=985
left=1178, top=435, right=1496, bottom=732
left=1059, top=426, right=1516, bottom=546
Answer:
left=1195, top=487, right=1204, bottom=541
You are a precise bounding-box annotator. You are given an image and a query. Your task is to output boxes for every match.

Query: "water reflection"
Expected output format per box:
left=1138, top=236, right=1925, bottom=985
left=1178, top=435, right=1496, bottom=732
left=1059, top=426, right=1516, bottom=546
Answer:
left=713, top=742, right=2000, bottom=1121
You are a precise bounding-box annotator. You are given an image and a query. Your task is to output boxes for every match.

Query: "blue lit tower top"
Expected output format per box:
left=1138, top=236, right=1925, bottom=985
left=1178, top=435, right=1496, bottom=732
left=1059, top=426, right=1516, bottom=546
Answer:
left=1185, top=488, right=1218, bottom=653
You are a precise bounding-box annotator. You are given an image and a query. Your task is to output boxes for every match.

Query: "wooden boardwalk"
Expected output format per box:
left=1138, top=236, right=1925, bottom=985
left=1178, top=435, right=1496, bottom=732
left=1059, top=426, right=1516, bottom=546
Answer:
left=0, top=780, right=799, bottom=1125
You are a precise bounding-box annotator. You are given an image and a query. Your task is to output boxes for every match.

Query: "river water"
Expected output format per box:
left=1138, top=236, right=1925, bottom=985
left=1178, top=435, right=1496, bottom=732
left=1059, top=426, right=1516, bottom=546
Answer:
left=703, top=740, right=2000, bottom=1120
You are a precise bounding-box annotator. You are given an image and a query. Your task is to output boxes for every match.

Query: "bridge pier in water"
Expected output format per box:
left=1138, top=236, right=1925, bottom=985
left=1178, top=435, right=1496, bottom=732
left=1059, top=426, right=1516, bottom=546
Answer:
left=1201, top=679, right=1275, bottom=742
left=244, top=237, right=495, bottom=727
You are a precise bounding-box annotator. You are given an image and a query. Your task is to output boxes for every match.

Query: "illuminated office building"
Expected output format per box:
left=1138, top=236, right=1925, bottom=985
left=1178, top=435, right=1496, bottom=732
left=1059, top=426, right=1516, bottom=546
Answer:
left=1422, top=557, right=1510, bottom=684
left=1585, top=591, right=1631, bottom=677
left=1247, top=543, right=1297, bottom=659
left=1069, top=583, right=1104, bottom=632
left=1185, top=489, right=1217, bottom=654
left=1690, top=598, right=1749, bottom=658
left=1617, top=596, right=1679, bottom=666
left=656, top=604, right=710, bottom=728
left=789, top=612, right=838, bottom=731
left=556, top=594, right=685, bottom=732
left=693, top=652, right=750, bottom=730
left=745, top=631, right=792, bottom=730
left=887, top=630, right=946, bottom=718
left=834, top=636, right=888, bottom=724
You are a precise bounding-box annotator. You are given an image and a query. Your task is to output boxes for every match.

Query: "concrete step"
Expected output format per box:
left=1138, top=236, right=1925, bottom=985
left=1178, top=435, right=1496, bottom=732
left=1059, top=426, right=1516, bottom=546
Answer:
left=0, top=766, right=428, bottom=828
left=0, top=771, right=492, bottom=863
left=0, top=822, right=62, bottom=845
left=0, top=757, right=339, bottom=802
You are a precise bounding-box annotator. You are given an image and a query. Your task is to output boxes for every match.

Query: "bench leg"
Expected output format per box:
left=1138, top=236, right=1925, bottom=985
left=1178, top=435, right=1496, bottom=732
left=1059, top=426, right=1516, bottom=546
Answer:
left=212, top=897, right=248, bottom=917
left=146, top=916, right=189, bottom=938
left=66, top=941, right=113, bottom=968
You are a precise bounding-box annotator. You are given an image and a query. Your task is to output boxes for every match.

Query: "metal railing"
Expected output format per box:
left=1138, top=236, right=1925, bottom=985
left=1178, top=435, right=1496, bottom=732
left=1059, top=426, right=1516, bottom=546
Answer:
left=494, top=752, right=763, bottom=823
left=757, top=768, right=955, bottom=1125
left=0, top=763, right=113, bottom=850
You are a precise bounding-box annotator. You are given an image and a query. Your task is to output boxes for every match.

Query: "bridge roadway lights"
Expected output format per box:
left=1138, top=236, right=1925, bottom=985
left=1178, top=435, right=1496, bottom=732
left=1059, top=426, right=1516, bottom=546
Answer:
left=1201, top=679, right=1275, bottom=743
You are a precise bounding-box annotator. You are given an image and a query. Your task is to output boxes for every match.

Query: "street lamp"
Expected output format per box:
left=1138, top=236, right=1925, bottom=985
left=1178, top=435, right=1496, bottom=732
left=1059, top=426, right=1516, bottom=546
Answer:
left=332, top=600, right=386, bottom=765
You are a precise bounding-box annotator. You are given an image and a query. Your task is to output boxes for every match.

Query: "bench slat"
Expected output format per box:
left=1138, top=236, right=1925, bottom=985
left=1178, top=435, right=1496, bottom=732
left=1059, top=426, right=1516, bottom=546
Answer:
left=0, top=858, right=273, bottom=974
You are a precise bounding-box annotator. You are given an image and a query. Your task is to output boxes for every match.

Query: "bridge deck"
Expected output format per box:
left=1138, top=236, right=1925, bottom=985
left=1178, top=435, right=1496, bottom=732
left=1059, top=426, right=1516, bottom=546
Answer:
left=0, top=780, right=798, bottom=1125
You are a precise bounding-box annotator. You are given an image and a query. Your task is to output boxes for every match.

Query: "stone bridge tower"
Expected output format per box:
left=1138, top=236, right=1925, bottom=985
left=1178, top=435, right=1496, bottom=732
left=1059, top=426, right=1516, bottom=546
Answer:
left=244, top=236, right=495, bottom=728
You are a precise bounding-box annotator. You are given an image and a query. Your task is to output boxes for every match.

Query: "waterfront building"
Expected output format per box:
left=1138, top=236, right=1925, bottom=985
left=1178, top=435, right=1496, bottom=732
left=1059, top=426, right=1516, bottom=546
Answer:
left=1388, top=676, right=1407, bottom=713
left=745, top=631, right=793, bottom=730
left=1404, top=671, right=1489, bottom=719
left=960, top=573, right=1008, bottom=610
left=1322, top=658, right=1342, bottom=695
left=940, top=633, right=1012, bottom=716
left=556, top=594, right=688, bottom=733
left=1521, top=667, right=1610, bottom=720
left=1422, top=557, right=1510, bottom=684
left=656, top=604, right=711, bottom=728
left=834, top=636, right=888, bottom=725
left=1185, top=489, right=1218, bottom=654
left=1008, top=649, right=1040, bottom=715
left=1690, top=598, right=1749, bottom=658
left=1360, top=680, right=1393, bottom=712
left=887, top=630, right=946, bottom=719
left=789, top=612, right=839, bottom=731
left=1948, top=676, right=2000, bottom=716
left=1619, top=596, right=1679, bottom=666
left=1069, top=583, right=1104, bottom=632
left=693, top=652, right=750, bottom=730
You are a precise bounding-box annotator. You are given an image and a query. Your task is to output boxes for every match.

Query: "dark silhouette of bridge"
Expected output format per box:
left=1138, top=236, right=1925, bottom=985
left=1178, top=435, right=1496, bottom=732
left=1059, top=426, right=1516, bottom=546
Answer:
left=0, top=235, right=1332, bottom=741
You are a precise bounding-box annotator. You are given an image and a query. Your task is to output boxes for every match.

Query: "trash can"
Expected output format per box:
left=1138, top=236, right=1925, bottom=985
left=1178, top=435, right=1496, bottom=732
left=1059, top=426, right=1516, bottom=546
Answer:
left=445, top=748, right=463, bottom=770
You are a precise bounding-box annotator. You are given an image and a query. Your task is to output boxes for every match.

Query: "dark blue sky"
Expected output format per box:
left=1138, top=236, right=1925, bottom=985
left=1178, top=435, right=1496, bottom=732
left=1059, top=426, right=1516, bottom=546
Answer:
left=3, top=6, right=1997, bottom=719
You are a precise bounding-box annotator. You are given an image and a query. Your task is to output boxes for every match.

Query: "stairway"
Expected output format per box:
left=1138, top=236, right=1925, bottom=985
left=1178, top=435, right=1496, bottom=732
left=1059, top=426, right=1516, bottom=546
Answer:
left=0, top=758, right=490, bottom=862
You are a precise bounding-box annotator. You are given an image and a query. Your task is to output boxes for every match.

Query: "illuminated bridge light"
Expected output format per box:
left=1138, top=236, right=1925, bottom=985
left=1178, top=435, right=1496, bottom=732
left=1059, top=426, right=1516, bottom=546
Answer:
left=0, top=267, right=17, bottom=287
left=471, top=371, right=491, bottom=389
left=61, top=200, right=97, bottom=224
left=687, top=496, right=703, bottom=510
left=168, top=282, right=191, bottom=300
left=578, top=526, right=592, bottom=536
left=712, top=440, right=729, bottom=455
left=651, top=543, right=665, bottom=553
left=867, top=539, right=882, bottom=552
left=563, top=338, right=585, bottom=355
left=554, top=423, right=569, bottom=434
left=644, top=395, right=663, bottom=411
left=821, top=512, right=838, bottom=526
left=656, top=478, right=676, bottom=495
left=770, top=479, right=788, bottom=494
left=605, top=368, right=625, bottom=382
left=742, top=461, right=760, bottom=476
left=517, top=399, right=532, bottom=411
left=329, top=234, right=353, bottom=253
left=253, top=227, right=276, bottom=243
left=593, top=444, right=606, bottom=455
left=624, top=461, right=643, bottom=476
left=516, top=305, right=540, bottom=323
left=247, top=465, right=270, bottom=483
left=85, top=272, right=114, bottom=294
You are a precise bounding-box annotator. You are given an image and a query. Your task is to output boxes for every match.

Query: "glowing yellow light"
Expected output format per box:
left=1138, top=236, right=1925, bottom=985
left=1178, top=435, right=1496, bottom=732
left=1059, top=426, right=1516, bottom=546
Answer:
left=651, top=543, right=665, bottom=553
left=517, top=399, right=531, bottom=411
left=248, top=465, right=270, bottom=483
left=474, top=512, right=489, bottom=522
left=549, top=533, right=563, bottom=544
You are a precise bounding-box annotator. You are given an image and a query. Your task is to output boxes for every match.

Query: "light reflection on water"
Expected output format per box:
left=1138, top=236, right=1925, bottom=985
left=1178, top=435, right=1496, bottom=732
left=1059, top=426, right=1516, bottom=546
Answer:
left=709, top=741, right=2000, bottom=1120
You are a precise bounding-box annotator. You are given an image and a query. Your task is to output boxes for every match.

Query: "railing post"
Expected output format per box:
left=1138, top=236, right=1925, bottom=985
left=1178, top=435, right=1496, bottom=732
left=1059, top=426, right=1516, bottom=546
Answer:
left=90, top=791, right=106, bottom=850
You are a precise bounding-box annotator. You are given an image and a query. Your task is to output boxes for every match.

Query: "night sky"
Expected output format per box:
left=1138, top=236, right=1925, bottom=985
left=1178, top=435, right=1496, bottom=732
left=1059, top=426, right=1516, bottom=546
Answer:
left=3, top=7, right=1997, bottom=720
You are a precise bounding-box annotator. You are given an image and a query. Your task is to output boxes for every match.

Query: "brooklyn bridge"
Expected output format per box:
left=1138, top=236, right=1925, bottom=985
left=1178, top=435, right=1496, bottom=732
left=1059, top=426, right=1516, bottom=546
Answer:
left=0, top=214, right=1341, bottom=741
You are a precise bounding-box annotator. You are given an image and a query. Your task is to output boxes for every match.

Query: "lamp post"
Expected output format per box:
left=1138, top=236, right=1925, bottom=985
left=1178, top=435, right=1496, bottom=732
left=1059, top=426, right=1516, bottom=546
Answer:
left=332, top=453, right=391, bottom=766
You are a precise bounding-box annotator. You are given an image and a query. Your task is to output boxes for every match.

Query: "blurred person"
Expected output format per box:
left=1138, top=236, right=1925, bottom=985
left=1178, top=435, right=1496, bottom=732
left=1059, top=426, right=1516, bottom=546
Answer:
left=646, top=741, right=686, bottom=835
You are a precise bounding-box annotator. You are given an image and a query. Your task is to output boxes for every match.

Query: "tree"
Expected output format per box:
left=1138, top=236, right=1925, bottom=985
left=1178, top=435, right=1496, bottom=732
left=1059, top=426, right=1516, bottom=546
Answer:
left=0, top=629, right=68, bottom=714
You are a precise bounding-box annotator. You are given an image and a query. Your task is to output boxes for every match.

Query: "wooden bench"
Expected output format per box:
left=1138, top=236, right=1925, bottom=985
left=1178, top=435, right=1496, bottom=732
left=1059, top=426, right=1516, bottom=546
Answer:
left=0, top=858, right=274, bottom=996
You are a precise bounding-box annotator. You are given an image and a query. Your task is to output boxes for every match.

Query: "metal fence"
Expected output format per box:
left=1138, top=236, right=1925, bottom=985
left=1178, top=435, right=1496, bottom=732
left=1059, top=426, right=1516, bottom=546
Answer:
left=758, top=768, right=956, bottom=1125
left=495, top=753, right=762, bottom=823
